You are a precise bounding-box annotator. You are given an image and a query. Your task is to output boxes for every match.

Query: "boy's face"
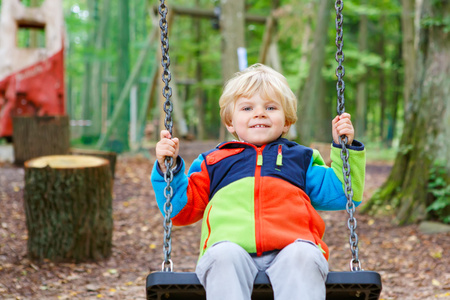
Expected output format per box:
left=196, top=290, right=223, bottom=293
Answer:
left=226, top=93, right=290, bottom=146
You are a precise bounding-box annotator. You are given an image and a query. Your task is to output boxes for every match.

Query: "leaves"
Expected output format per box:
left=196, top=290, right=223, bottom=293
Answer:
left=1, top=155, right=449, bottom=299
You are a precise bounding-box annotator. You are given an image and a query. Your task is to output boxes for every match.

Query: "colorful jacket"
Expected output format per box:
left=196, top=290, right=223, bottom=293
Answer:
left=151, top=138, right=365, bottom=260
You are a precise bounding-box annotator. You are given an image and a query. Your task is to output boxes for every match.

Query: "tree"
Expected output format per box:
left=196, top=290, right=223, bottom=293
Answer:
left=355, top=0, right=369, bottom=138
left=115, top=0, right=131, bottom=152
left=400, top=0, right=415, bottom=110
left=298, top=0, right=331, bottom=144
left=218, top=0, right=245, bottom=140
left=363, top=0, right=450, bottom=224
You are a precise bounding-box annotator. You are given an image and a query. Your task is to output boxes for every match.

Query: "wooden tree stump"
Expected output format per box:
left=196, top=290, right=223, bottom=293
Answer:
left=70, top=148, right=117, bottom=178
left=24, top=155, right=113, bottom=262
left=12, top=115, right=70, bottom=165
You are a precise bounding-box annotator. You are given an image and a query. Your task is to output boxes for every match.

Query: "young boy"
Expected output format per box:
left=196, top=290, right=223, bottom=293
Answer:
left=151, top=64, right=365, bottom=300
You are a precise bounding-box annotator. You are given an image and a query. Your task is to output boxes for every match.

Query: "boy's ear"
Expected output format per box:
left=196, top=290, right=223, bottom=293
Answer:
left=282, top=123, right=291, bottom=135
left=226, top=124, right=236, bottom=134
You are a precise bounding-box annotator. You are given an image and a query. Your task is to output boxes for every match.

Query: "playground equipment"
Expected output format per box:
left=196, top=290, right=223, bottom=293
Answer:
left=0, top=0, right=65, bottom=139
left=146, top=1, right=382, bottom=299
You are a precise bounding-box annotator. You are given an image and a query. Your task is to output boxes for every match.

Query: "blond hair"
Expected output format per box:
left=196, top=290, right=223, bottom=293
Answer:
left=219, top=64, right=298, bottom=133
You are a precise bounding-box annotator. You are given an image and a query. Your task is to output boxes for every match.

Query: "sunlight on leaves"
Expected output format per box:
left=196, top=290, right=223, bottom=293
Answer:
left=432, top=279, right=441, bottom=286
left=435, top=292, right=450, bottom=298
left=429, top=249, right=443, bottom=259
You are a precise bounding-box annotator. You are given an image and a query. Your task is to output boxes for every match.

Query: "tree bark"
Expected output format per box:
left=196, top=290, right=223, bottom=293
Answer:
left=194, top=0, right=205, bottom=140
left=298, top=0, right=331, bottom=144
left=363, top=0, right=450, bottom=224
left=356, top=0, right=368, bottom=138
left=24, top=155, right=113, bottom=262
left=12, top=115, right=70, bottom=165
left=377, top=15, right=387, bottom=141
left=295, top=2, right=313, bottom=96
left=115, top=0, right=131, bottom=151
left=89, top=0, right=111, bottom=139
left=218, top=0, right=245, bottom=141
left=401, top=0, right=416, bottom=111
left=386, top=29, right=402, bottom=147
left=80, top=1, right=96, bottom=141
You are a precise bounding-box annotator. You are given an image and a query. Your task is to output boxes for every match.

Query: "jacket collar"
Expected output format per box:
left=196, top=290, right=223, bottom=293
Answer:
left=217, top=137, right=297, bottom=149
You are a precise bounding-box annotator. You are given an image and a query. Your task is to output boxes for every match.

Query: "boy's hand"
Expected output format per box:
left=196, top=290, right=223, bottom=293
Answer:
left=155, top=130, right=180, bottom=173
left=332, top=113, right=354, bottom=145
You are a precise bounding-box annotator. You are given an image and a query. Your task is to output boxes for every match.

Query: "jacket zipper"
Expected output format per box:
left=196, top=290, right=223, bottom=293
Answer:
left=277, top=144, right=283, bottom=166
left=254, top=145, right=265, bottom=256
left=203, top=205, right=213, bottom=251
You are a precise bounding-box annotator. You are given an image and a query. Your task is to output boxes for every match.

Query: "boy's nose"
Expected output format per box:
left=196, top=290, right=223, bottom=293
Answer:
left=253, top=106, right=267, bottom=118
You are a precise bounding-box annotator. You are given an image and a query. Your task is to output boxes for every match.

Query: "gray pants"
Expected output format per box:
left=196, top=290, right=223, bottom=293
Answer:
left=196, top=240, right=329, bottom=300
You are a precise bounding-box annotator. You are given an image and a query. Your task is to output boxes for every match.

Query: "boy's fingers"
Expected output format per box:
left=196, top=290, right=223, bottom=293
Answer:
left=160, top=130, right=171, bottom=139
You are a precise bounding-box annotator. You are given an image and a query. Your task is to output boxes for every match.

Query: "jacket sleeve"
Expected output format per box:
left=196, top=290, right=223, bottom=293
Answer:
left=151, top=154, right=210, bottom=225
left=305, top=140, right=366, bottom=211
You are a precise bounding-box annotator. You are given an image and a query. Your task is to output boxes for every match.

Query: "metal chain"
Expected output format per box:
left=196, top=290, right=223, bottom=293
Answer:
left=159, top=0, right=174, bottom=272
left=335, top=0, right=361, bottom=272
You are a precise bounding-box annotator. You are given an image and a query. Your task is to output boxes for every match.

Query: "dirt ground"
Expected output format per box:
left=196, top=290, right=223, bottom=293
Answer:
left=0, top=141, right=449, bottom=299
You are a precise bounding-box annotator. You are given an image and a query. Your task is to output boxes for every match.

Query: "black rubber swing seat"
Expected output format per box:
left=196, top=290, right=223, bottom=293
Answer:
left=146, top=270, right=382, bottom=300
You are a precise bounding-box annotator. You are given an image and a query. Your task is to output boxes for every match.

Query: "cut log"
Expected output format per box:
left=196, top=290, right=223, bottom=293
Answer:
left=12, top=115, right=70, bottom=165
left=24, top=155, right=113, bottom=262
left=70, top=148, right=117, bottom=178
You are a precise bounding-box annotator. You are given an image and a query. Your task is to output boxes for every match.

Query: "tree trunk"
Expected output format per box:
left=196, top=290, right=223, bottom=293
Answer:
left=363, top=0, right=450, bottom=224
left=194, top=0, right=205, bottom=140
left=386, top=31, right=402, bottom=147
left=298, top=0, right=331, bottom=144
left=12, top=115, right=70, bottom=165
left=80, top=1, right=96, bottom=142
left=89, top=0, right=111, bottom=139
left=295, top=2, right=313, bottom=96
left=356, top=0, right=368, bottom=138
left=219, top=0, right=245, bottom=141
left=115, top=0, right=131, bottom=152
left=70, top=148, right=117, bottom=179
left=24, top=155, right=113, bottom=262
left=401, top=0, right=416, bottom=111
left=377, top=15, right=387, bottom=141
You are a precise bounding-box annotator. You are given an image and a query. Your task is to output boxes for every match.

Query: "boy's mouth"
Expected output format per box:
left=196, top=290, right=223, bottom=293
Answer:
left=250, top=124, right=269, bottom=128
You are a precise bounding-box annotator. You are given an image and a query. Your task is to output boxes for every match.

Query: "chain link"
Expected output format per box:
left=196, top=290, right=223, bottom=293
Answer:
left=335, top=0, right=361, bottom=271
left=159, top=0, right=174, bottom=272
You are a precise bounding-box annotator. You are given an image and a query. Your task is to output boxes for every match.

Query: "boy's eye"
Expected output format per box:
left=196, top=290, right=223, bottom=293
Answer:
left=243, top=107, right=252, bottom=111
left=267, top=106, right=277, bottom=111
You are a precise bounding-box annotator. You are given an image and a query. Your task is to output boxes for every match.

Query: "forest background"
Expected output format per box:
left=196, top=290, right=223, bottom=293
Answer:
left=1, top=0, right=449, bottom=225
left=0, top=0, right=404, bottom=150
left=0, top=0, right=450, bottom=299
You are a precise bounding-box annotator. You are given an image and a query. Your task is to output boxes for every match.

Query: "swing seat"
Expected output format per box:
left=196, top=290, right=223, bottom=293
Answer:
left=146, top=270, right=382, bottom=300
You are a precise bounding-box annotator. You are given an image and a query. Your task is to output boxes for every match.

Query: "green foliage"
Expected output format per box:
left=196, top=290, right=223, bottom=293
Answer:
left=421, top=16, right=450, bottom=33
left=365, top=141, right=397, bottom=162
left=427, top=161, right=450, bottom=224
left=0, top=0, right=403, bottom=145
left=398, top=144, right=413, bottom=155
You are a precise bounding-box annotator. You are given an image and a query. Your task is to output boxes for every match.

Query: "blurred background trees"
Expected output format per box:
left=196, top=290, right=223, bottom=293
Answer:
left=1, top=0, right=448, bottom=225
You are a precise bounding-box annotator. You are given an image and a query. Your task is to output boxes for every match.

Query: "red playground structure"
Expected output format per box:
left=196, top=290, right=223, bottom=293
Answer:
left=0, top=0, right=65, bottom=139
